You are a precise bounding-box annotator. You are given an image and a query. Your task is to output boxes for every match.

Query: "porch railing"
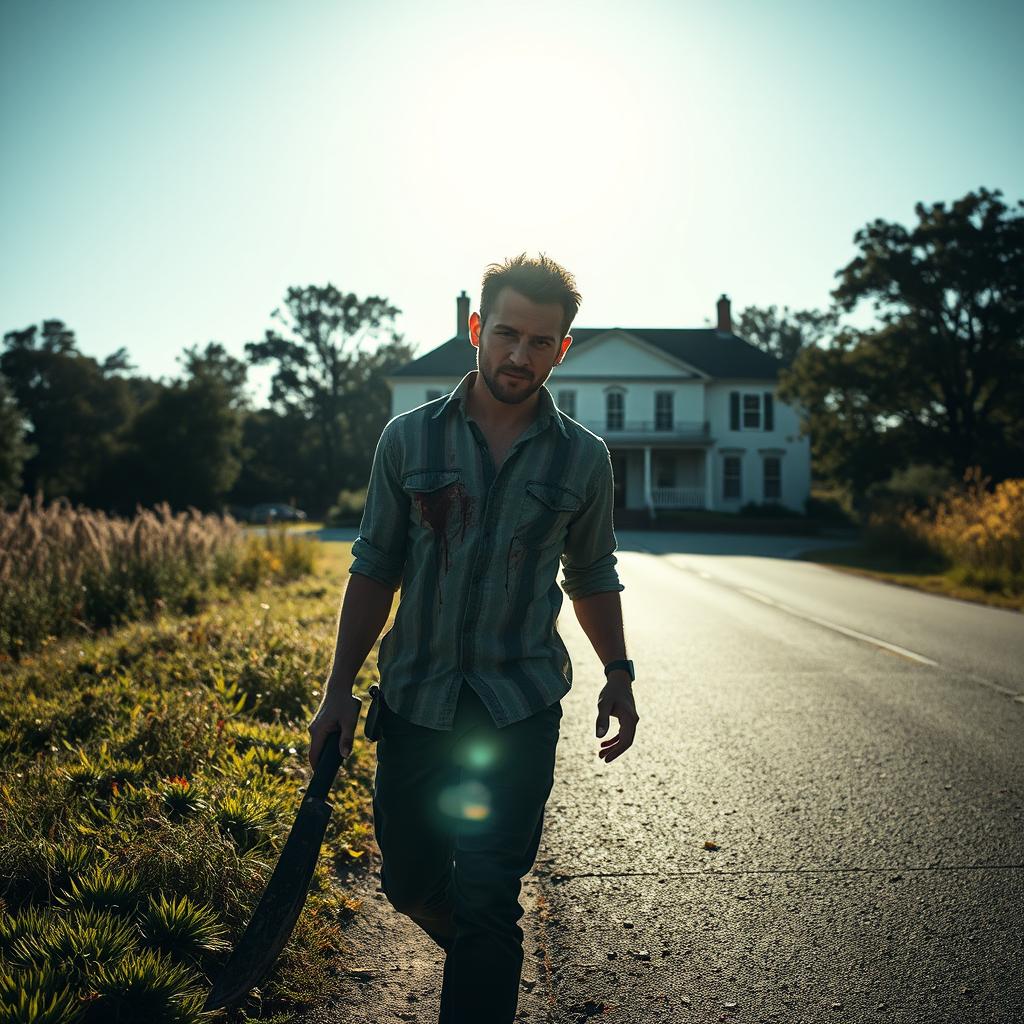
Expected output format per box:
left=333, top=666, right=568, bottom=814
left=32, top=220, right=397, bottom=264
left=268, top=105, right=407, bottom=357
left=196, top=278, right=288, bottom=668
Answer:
left=651, top=487, right=706, bottom=509
left=581, top=420, right=709, bottom=437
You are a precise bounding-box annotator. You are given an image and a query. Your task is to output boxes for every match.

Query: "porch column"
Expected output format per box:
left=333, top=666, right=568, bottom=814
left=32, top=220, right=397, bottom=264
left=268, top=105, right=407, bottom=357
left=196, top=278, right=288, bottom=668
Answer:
left=704, top=448, right=714, bottom=510
left=643, top=446, right=654, bottom=519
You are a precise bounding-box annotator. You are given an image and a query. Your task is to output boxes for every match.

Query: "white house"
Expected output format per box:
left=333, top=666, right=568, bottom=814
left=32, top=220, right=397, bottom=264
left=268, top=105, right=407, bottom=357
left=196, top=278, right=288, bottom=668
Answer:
left=385, top=292, right=811, bottom=516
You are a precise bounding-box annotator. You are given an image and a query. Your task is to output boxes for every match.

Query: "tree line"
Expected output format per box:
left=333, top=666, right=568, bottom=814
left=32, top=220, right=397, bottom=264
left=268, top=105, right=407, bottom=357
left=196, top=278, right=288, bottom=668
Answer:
left=1, top=285, right=416, bottom=517
left=2, top=188, right=1022, bottom=519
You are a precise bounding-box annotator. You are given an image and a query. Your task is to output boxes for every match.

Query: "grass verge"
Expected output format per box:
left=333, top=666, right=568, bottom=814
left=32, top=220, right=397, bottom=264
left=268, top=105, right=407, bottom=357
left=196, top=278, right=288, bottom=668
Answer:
left=799, top=544, right=1024, bottom=612
left=0, top=541, right=381, bottom=1022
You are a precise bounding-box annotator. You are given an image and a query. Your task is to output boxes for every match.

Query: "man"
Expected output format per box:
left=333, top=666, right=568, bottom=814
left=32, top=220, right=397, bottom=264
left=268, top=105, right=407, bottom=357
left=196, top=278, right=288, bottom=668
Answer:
left=307, top=252, right=639, bottom=1024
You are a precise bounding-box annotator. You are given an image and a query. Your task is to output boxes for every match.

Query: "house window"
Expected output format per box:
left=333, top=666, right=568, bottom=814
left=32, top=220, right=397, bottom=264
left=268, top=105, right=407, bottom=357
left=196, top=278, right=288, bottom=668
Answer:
left=730, top=390, right=775, bottom=431
left=763, top=456, right=782, bottom=501
left=742, top=394, right=760, bottom=429
left=655, top=392, right=674, bottom=430
left=654, top=453, right=676, bottom=488
left=723, top=455, right=742, bottom=499
left=557, top=390, right=576, bottom=418
left=426, top=389, right=442, bottom=402
left=606, top=390, right=624, bottom=431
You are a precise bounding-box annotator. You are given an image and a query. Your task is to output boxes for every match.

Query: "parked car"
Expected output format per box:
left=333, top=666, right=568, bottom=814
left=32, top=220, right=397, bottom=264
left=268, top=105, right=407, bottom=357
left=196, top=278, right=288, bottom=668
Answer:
left=248, top=503, right=307, bottom=524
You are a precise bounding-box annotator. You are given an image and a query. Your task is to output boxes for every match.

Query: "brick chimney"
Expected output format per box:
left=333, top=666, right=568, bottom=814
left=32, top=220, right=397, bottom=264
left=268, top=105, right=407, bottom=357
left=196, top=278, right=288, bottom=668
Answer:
left=716, top=294, right=732, bottom=333
left=456, top=290, right=470, bottom=340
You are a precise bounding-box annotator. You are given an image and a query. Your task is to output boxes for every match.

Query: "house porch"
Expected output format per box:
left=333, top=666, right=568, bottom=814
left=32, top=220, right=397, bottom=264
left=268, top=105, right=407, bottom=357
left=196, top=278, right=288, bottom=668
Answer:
left=609, top=447, right=714, bottom=513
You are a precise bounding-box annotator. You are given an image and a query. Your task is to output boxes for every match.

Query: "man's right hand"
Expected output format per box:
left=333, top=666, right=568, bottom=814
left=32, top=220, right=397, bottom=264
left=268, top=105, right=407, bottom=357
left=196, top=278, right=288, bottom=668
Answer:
left=307, top=690, right=363, bottom=769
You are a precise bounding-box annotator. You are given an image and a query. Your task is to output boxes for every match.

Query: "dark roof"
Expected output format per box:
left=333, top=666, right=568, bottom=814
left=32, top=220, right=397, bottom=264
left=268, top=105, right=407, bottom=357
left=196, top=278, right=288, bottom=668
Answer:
left=389, top=328, right=781, bottom=381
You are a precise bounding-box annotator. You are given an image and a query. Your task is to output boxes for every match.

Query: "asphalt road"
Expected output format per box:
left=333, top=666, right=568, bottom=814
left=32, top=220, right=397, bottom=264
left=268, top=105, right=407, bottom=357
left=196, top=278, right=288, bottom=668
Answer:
left=305, top=530, right=1023, bottom=1024
left=535, top=532, right=1023, bottom=1024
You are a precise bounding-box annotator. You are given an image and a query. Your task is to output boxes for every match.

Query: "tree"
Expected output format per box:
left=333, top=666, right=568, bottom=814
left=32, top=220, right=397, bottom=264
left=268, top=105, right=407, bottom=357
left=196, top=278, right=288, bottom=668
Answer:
left=778, top=187, right=1024, bottom=507
left=179, top=341, right=249, bottom=406
left=1, top=320, right=140, bottom=504
left=229, top=407, right=318, bottom=510
left=119, top=342, right=248, bottom=511
left=735, top=305, right=836, bottom=366
left=0, top=372, right=34, bottom=505
left=244, top=284, right=416, bottom=512
left=777, top=327, right=915, bottom=508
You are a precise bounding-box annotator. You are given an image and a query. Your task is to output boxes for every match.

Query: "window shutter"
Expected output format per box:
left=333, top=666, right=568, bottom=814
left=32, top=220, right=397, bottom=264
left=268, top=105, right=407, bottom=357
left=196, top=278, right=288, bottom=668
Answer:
left=763, top=392, right=774, bottom=431
left=729, top=391, right=739, bottom=431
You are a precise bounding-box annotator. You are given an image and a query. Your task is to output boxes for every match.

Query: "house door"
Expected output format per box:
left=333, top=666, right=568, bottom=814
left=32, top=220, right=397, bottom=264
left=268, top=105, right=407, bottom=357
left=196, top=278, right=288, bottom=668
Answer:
left=610, top=452, right=627, bottom=509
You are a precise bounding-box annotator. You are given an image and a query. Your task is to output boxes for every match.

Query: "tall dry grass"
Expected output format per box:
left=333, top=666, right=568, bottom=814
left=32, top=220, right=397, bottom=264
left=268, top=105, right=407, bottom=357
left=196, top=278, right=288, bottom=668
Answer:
left=869, top=467, right=1024, bottom=594
left=0, top=495, right=315, bottom=657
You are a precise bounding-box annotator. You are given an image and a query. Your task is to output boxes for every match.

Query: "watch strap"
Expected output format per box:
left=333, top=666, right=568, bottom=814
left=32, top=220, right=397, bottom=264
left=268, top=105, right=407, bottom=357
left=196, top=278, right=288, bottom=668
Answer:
left=603, top=658, right=635, bottom=681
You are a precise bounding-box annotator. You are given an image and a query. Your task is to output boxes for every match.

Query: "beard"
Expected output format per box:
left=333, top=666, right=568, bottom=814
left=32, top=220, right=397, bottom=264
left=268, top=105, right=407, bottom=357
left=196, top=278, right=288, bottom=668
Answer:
left=477, top=360, right=544, bottom=406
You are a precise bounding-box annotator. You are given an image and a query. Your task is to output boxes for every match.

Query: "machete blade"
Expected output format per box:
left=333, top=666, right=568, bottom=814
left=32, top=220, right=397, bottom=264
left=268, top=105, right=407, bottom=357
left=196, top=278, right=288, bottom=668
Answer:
left=203, top=729, right=344, bottom=1012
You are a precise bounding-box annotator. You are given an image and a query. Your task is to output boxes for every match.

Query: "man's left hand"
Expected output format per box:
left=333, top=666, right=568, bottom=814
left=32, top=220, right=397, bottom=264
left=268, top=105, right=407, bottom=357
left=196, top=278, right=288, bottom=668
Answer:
left=595, top=675, right=639, bottom=763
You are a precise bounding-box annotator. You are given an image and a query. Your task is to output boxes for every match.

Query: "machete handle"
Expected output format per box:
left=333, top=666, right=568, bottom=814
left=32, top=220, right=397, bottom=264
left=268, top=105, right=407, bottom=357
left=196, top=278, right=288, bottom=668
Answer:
left=307, top=728, right=344, bottom=801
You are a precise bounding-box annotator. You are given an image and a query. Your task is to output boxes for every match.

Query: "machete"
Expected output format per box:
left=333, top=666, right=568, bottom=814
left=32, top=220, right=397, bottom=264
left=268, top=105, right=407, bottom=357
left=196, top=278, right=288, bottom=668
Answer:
left=203, top=727, right=345, bottom=1011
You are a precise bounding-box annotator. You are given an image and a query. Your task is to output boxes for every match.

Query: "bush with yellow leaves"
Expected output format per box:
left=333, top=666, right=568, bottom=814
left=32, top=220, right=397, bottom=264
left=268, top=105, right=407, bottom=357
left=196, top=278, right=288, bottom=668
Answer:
left=896, top=467, right=1024, bottom=594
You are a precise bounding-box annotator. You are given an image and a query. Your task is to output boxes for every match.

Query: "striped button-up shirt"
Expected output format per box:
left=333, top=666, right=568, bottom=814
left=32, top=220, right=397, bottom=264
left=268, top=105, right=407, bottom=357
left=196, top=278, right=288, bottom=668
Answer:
left=349, top=369, right=625, bottom=730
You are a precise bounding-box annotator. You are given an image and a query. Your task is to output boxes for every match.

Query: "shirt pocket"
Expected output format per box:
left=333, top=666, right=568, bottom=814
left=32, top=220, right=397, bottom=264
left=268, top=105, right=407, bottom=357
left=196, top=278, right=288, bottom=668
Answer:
left=401, top=468, right=466, bottom=541
left=514, top=480, right=584, bottom=551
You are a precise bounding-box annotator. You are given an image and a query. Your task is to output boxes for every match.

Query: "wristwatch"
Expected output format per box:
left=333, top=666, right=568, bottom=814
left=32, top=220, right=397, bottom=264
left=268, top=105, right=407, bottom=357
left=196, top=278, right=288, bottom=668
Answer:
left=603, top=659, right=635, bottom=682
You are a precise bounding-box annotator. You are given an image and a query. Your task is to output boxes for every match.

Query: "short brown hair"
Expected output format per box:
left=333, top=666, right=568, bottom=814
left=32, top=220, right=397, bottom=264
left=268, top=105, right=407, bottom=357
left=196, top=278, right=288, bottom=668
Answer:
left=480, top=252, right=582, bottom=340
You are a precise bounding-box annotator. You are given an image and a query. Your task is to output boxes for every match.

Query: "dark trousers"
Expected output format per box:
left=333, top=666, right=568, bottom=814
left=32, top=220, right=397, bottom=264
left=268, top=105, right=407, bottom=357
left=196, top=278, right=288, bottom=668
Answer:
left=372, top=680, right=562, bottom=1024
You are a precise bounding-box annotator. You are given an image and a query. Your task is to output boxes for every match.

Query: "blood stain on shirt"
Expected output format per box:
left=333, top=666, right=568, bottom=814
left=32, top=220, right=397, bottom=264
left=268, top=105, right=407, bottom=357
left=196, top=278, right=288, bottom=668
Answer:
left=412, top=482, right=475, bottom=607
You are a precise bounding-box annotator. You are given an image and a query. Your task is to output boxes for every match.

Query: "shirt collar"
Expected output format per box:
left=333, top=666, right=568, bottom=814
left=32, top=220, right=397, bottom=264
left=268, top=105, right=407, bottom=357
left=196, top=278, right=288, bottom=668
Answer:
left=431, top=369, right=569, bottom=439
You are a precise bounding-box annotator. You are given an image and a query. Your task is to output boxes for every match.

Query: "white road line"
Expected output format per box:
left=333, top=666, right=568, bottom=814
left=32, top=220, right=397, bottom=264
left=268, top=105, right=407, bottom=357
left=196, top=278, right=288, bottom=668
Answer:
left=782, top=604, right=939, bottom=665
left=737, top=584, right=939, bottom=664
left=675, top=561, right=941, bottom=665
left=640, top=551, right=1024, bottom=698
left=740, top=574, right=1022, bottom=695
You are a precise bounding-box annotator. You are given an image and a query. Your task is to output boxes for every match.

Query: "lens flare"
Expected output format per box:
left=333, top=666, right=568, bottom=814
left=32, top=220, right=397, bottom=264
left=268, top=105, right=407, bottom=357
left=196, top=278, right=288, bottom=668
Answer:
left=439, top=779, right=492, bottom=822
left=463, top=740, right=497, bottom=770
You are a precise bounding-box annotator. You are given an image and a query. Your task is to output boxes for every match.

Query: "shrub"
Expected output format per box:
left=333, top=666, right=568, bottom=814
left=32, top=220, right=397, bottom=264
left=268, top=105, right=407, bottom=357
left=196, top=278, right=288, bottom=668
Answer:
left=138, top=893, right=229, bottom=963
left=739, top=500, right=801, bottom=518
left=57, top=864, right=144, bottom=916
left=325, top=486, right=367, bottom=527
left=899, top=467, right=1024, bottom=591
left=0, top=963, right=80, bottom=1024
left=804, top=489, right=856, bottom=524
left=865, top=462, right=959, bottom=517
left=863, top=515, right=942, bottom=566
left=863, top=467, right=1024, bottom=593
left=88, top=949, right=205, bottom=1024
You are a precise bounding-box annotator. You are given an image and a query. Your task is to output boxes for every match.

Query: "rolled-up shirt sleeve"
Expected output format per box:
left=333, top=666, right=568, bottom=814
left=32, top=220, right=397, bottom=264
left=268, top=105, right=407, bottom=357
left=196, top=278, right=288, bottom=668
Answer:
left=559, top=444, right=625, bottom=600
left=349, top=421, right=409, bottom=591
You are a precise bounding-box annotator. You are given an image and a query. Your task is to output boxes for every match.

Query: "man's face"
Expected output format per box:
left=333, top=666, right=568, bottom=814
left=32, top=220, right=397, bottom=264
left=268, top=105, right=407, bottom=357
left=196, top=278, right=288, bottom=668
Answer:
left=468, top=286, right=572, bottom=408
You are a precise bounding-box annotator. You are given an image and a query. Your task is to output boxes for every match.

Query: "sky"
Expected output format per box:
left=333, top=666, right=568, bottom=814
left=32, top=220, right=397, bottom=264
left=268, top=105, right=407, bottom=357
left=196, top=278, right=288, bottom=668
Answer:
left=2, top=0, right=1021, bottom=401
